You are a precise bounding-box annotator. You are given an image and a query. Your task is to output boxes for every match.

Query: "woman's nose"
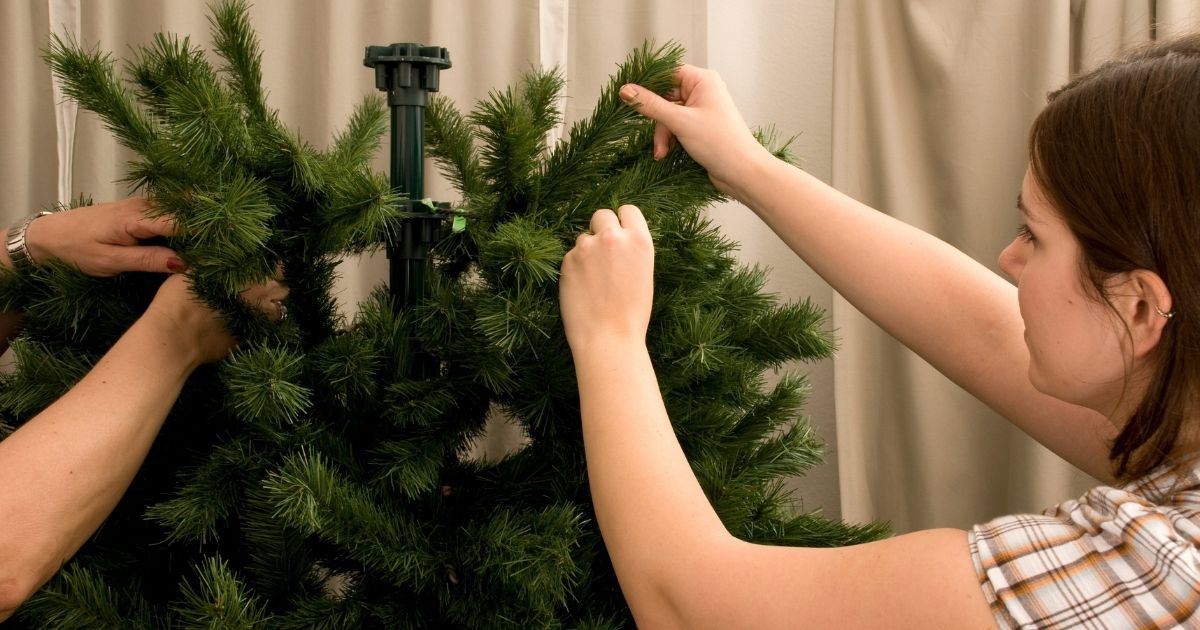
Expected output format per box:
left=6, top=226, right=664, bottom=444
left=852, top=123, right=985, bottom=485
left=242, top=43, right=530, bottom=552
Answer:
left=998, top=239, right=1024, bottom=282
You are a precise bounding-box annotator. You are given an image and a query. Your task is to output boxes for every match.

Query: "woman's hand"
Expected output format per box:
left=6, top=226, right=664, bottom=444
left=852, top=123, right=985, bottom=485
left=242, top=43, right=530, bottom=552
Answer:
left=619, top=65, right=774, bottom=198
left=560, top=205, right=655, bottom=353
left=22, top=197, right=183, bottom=277
left=141, top=274, right=288, bottom=367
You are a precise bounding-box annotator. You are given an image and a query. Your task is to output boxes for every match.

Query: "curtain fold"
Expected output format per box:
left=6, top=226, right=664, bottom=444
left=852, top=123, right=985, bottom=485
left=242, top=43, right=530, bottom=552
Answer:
left=539, top=0, right=570, bottom=147
left=831, top=0, right=1194, bottom=533
left=48, top=0, right=80, bottom=204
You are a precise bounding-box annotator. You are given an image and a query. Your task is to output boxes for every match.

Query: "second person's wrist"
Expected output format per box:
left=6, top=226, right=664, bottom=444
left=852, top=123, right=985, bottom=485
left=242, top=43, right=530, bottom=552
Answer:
left=17, top=211, right=58, bottom=271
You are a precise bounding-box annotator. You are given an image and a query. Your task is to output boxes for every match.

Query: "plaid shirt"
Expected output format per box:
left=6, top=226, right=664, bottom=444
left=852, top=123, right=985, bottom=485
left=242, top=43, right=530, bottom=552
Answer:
left=969, top=461, right=1200, bottom=629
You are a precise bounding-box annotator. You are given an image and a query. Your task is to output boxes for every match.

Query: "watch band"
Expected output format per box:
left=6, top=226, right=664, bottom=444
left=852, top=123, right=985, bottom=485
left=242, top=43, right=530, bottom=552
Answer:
left=6, top=211, right=54, bottom=273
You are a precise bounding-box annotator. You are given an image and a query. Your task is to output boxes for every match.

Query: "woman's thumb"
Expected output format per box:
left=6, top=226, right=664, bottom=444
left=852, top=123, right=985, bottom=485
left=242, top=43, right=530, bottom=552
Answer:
left=619, top=84, right=676, bottom=123
left=620, top=84, right=682, bottom=159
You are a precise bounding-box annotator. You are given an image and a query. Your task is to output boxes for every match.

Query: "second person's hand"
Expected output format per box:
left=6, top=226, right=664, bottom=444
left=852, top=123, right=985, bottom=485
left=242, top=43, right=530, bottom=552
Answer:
left=141, top=273, right=289, bottom=368
left=23, top=198, right=184, bottom=277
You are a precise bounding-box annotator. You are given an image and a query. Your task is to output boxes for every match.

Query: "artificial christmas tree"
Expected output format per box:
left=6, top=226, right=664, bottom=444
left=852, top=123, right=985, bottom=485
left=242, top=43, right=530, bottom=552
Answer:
left=0, top=2, right=886, bottom=627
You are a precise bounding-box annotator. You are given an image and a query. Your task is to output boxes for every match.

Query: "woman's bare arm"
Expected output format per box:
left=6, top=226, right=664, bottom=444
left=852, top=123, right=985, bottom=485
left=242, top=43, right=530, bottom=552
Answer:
left=560, top=205, right=996, bottom=629
left=623, top=69, right=1115, bottom=481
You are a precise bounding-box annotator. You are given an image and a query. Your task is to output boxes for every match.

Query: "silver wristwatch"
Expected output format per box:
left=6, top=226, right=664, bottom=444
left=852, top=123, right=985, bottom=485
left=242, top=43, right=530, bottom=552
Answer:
left=6, top=211, right=53, bottom=273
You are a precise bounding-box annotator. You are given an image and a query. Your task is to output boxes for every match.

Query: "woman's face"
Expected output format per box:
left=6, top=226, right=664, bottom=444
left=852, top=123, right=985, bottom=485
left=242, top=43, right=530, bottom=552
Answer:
left=998, top=169, right=1132, bottom=416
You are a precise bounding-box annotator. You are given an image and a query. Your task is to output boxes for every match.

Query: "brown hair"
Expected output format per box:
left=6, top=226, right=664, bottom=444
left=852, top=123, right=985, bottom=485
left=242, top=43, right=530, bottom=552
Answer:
left=1029, top=33, right=1200, bottom=481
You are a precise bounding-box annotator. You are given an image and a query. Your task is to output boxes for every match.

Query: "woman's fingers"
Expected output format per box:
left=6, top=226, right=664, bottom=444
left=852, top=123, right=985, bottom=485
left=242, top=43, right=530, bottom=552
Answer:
left=238, top=279, right=290, bottom=323
left=589, top=208, right=621, bottom=234
left=617, top=204, right=648, bottom=234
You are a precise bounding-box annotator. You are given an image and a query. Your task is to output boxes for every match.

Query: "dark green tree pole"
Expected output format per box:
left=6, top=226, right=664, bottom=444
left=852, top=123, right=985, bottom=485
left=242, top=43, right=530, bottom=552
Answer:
left=364, top=43, right=451, bottom=378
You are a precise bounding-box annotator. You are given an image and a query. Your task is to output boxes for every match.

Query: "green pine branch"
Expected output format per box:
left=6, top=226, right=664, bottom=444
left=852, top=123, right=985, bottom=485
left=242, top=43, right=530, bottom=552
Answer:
left=262, top=452, right=443, bottom=590
left=426, top=95, right=486, bottom=198
left=477, top=217, right=563, bottom=290
left=370, top=433, right=448, bottom=498
left=469, top=86, right=543, bottom=221
left=145, top=437, right=261, bottom=544
left=330, top=94, right=388, bottom=167
left=18, top=564, right=157, bottom=630
left=171, top=556, right=271, bottom=628
left=519, top=68, right=567, bottom=148
left=222, top=345, right=313, bottom=427
left=534, top=41, right=684, bottom=218
left=452, top=505, right=585, bottom=621
left=126, top=33, right=213, bottom=119
left=44, top=34, right=160, bottom=154
left=210, top=0, right=270, bottom=124
left=0, top=341, right=93, bottom=419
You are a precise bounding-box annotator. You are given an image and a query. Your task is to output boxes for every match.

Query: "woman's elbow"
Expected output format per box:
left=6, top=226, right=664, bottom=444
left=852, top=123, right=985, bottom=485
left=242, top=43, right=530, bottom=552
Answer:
left=631, top=539, right=748, bottom=630
left=621, top=561, right=723, bottom=630
left=627, top=587, right=689, bottom=630
left=0, top=572, right=35, bottom=622
left=0, top=549, right=52, bottom=622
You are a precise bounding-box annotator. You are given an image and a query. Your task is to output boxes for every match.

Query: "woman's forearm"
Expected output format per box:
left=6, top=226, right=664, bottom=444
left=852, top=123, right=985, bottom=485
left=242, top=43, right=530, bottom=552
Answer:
left=575, top=337, right=732, bottom=628
left=731, top=157, right=1114, bottom=479
left=0, top=312, right=200, bottom=618
left=734, top=158, right=1021, bottom=385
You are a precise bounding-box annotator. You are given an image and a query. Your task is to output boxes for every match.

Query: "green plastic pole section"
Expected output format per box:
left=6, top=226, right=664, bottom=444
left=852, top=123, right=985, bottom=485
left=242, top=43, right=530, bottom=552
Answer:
left=364, top=43, right=451, bottom=377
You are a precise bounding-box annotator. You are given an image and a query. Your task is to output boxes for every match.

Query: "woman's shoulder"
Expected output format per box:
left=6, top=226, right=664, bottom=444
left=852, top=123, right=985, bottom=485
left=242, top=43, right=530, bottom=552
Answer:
left=1064, top=456, right=1200, bottom=538
left=1120, top=455, right=1200, bottom=510
left=968, top=460, right=1200, bottom=628
left=1024, top=457, right=1200, bottom=553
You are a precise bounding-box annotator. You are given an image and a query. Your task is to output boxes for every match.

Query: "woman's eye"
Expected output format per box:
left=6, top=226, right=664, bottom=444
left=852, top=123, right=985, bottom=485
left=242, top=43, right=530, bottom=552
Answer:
left=1016, top=223, right=1036, bottom=244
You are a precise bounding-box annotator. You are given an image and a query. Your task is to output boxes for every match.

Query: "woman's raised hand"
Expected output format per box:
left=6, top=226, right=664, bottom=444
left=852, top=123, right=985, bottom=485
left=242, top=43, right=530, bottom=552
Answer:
left=619, top=64, right=773, bottom=198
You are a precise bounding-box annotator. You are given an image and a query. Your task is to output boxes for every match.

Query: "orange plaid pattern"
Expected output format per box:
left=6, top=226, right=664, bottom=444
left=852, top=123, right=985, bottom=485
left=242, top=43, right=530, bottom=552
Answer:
left=969, top=462, right=1200, bottom=629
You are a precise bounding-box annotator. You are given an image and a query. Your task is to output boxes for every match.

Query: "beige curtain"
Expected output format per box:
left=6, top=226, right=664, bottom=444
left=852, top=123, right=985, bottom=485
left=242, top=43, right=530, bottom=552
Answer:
left=832, top=0, right=1200, bottom=533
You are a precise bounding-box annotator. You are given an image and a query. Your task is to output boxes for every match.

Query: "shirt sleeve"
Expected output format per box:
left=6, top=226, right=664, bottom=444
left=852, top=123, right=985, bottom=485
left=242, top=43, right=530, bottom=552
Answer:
left=968, top=486, right=1200, bottom=629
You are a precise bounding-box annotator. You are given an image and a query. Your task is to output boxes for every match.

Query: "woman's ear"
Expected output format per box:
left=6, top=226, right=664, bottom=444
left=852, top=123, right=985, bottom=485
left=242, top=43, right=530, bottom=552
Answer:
left=1116, top=269, right=1172, bottom=359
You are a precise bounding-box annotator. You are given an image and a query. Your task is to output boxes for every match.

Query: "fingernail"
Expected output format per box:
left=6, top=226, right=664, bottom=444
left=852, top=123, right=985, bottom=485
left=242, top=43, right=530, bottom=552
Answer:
left=619, top=84, right=641, bottom=107
left=166, top=257, right=187, bottom=273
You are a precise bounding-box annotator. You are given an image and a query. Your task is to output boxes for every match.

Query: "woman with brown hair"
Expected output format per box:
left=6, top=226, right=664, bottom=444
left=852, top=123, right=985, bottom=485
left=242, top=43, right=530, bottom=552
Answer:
left=558, top=34, right=1200, bottom=628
